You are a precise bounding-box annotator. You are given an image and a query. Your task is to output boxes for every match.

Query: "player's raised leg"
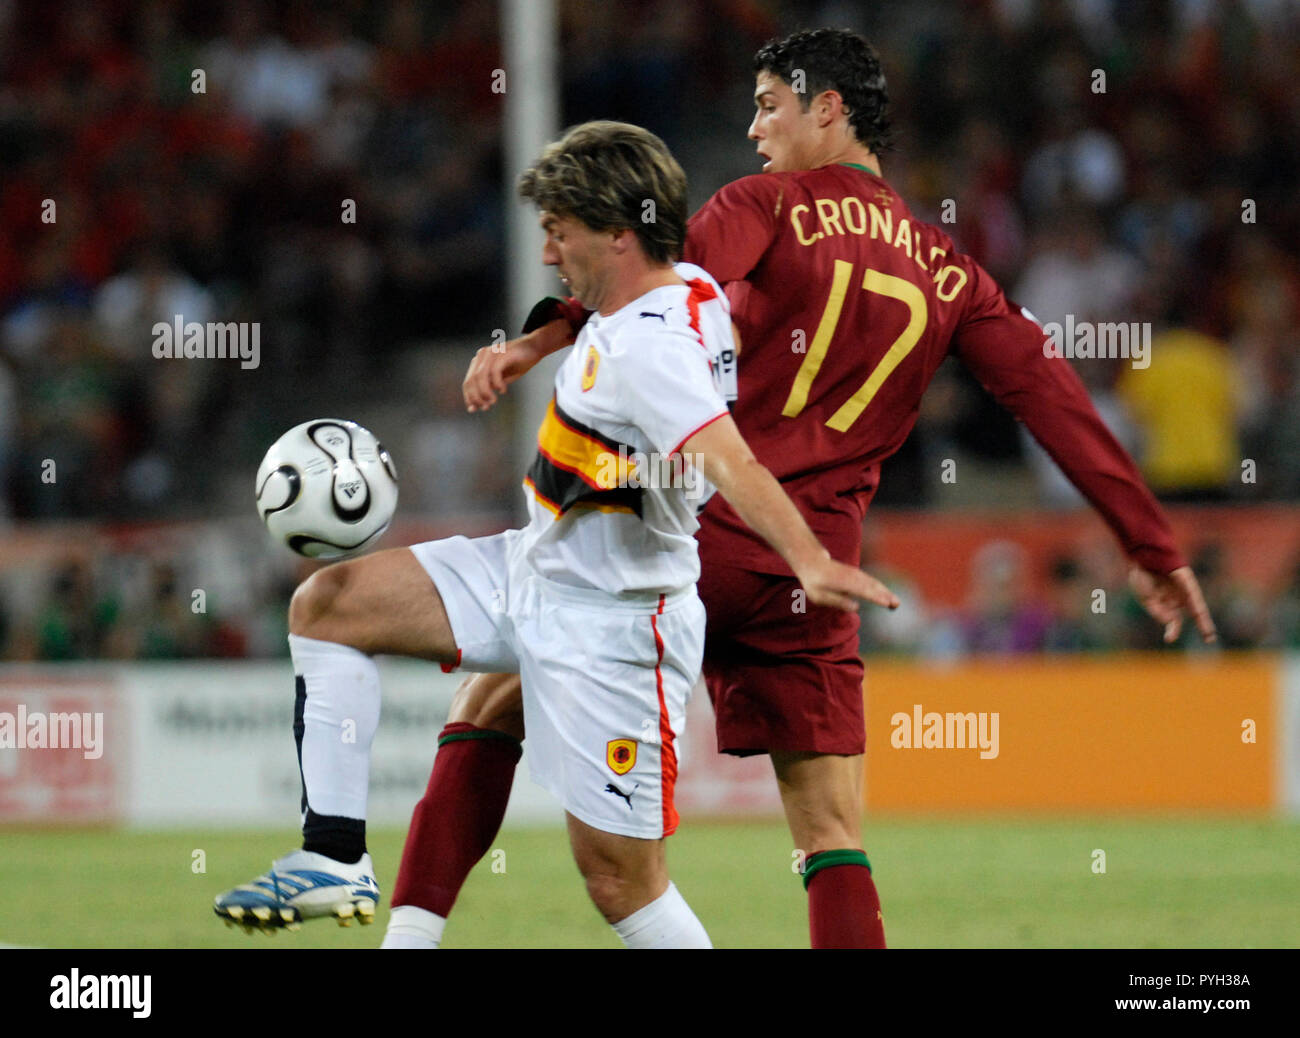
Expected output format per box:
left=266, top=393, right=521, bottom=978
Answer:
left=383, top=671, right=525, bottom=949
left=288, top=547, right=459, bottom=862
left=567, top=814, right=710, bottom=948
left=772, top=750, right=886, bottom=948
left=213, top=546, right=461, bottom=932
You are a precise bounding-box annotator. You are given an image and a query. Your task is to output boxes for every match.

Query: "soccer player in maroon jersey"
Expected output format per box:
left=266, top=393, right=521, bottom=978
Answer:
left=383, top=28, right=1216, bottom=950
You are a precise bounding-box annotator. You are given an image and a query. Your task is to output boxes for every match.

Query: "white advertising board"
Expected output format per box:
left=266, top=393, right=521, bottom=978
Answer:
left=1, top=661, right=784, bottom=828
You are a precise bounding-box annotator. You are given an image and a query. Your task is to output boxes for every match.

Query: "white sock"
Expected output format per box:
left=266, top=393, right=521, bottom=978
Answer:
left=382, top=905, right=447, bottom=949
left=611, top=882, right=712, bottom=949
left=289, top=634, right=381, bottom=820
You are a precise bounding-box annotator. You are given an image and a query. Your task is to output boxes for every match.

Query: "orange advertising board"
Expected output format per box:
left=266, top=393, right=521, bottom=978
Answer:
left=863, top=656, right=1276, bottom=811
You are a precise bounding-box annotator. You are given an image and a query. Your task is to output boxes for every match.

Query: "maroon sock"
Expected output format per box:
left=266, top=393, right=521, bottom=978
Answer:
left=804, top=849, right=887, bottom=949
left=390, top=722, right=522, bottom=917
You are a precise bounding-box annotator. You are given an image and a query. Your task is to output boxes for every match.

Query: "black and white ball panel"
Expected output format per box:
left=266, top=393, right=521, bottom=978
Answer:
left=255, top=419, right=399, bottom=561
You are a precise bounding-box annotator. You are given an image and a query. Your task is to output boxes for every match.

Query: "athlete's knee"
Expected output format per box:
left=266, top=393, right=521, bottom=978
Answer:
left=448, top=673, right=525, bottom=740
left=797, top=813, right=861, bottom=856
left=288, top=562, right=353, bottom=638
left=575, top=843, right=667, bottom=923
left=787, top=792, right=861, bottom=852
left=773, top=754, right=864, bottom=854
left=580, top=867, right=645, bottom=924
left=448, top=675, right=489, bottom=724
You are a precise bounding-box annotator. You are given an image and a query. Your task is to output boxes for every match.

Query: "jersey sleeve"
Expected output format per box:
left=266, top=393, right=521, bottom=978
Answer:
left=615, top=330, right=730, bottom=457
left=683, top=175, right=784, bottom=284
left=952, top=262, right=1186, bottom=575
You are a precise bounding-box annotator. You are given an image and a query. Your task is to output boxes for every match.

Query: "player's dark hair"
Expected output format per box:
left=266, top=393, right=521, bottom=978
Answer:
left=753, top=28, right=893, bottom=153
left=518, top=121, right=687, bottom=264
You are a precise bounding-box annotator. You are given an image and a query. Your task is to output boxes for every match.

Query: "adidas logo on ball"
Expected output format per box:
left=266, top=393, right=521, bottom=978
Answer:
left=255, top=420, right=399, bottom=560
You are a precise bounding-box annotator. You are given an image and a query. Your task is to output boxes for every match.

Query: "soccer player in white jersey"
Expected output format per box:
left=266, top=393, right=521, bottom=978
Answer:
left=213, top=121, right=898, bottom=948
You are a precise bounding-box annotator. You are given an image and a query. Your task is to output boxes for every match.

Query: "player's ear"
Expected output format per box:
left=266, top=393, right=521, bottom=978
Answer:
left=608, top=227, right=636, bottom=255
left=814, top=89, right=844, bottom=128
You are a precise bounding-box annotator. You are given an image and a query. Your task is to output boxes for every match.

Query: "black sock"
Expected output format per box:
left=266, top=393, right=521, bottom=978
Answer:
left=301, top=809, right=367, bottom=865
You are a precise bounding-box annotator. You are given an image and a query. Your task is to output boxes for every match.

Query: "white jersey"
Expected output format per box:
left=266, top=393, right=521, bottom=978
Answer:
left=516, top=262, right=736, bottom=596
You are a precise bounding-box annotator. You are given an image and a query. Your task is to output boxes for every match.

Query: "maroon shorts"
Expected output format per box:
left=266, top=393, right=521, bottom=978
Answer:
left=697, top=558, right=865, bottom=757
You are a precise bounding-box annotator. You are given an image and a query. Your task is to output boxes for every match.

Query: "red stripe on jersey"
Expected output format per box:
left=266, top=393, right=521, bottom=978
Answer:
left=650, top=599, right=678, bottom=836
left=521, top=476, right=562, bottom=516
left=669, top=410, right=729, bottom=458
left=684, top=277, right=718, bottom=352
left=535, top=442, right=605, bottom=490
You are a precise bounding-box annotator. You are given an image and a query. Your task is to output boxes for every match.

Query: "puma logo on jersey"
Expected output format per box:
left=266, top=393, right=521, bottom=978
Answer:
left=638, top=308, right=670, bottom=322
left=604, top=782, right=638, bottom=808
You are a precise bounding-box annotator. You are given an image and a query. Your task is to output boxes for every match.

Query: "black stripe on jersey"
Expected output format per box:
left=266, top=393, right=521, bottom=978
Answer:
left=526, top=396, right=644, bottom=518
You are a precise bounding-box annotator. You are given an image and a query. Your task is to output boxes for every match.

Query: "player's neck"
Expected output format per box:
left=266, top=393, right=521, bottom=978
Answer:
left=818, top=141, right=881, bottom=177
left=595, top=264, right=683, bottom=316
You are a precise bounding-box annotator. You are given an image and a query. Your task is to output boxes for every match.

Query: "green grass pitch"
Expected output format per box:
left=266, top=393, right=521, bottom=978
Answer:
left=3, top=816, right=1297, bottom=948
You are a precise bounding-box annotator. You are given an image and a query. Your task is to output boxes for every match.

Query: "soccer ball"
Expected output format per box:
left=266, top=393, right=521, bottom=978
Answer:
left=255, top=419, right=399, bottom=560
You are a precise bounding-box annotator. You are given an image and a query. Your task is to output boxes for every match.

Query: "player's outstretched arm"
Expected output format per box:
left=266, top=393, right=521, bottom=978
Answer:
left=1130, top=565, right=1217, bottom=645
left=464, top=318, right=573, bottom=412
left=682, top=415, right=899, bottom=613
left=953, top=270, right=1217, bottom=644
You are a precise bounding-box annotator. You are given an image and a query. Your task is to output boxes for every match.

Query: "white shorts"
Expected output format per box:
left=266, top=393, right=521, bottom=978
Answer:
left=410, top=530, right=704, bottom=839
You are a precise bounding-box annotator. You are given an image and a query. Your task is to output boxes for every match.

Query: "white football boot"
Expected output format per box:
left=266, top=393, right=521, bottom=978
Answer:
left=214, top=849, right=379, bottom=934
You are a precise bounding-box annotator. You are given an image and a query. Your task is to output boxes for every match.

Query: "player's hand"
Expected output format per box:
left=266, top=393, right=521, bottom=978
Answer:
left=463, top=335, right=546, bottom=413
left=797, top=556, right=900, bottom=614
left=1129, top=564, right=1217, bottom=644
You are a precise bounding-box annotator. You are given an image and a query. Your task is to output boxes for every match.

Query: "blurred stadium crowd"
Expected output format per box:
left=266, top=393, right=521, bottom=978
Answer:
left=860, top=535, right=1300, bottom=656
left=1, top=0, right=1298, bottom=660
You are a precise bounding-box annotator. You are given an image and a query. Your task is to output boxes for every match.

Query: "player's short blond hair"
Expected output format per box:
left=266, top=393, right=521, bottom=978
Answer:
left=518, top=121, right=687, bottom=265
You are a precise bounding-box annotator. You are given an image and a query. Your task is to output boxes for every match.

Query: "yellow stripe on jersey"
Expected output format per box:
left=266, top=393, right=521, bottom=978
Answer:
left=535, top=397, right=637, bottom=489
left=782, top=258, right=853, bottom=418
left=526, top=398, right=644, bottom=518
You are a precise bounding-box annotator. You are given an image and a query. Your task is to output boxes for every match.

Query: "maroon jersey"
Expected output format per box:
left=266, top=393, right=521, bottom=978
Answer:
left=683, top=163, right=1185, bottom=577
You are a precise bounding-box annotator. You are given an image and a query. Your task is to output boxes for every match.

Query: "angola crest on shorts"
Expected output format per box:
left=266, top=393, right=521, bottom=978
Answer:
left=606, top=738, right=637, bottom=775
